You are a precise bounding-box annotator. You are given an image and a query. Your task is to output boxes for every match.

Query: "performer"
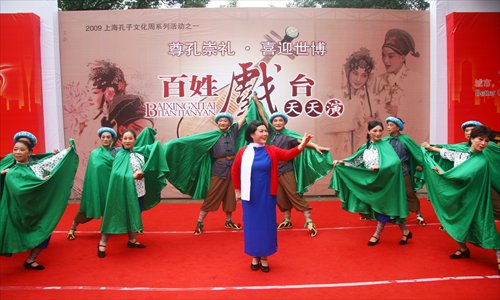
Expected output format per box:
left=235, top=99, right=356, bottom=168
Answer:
left=253, top=97, right=332, bottom=237
left=459, top=121, right=500, bottom=220
left=433, top=120, right=500, bottom=222
left=422, top=125, right=500, bottom=274
left=331, top=121, right=411, bottom=246
left=97, top=129, right=167, bottom=258
left=164, top=105, right=252, bottom=235
left=461, top=120, right=482, bottom=140
left=66, top=127, right=119, bottom=240
left=384, top=116, right=426, bottom=225
left=0, top=137, right=78, bottom=270
left=232, top=120, right=312, bottom=272
left=12, top=131, right=39, bottom=154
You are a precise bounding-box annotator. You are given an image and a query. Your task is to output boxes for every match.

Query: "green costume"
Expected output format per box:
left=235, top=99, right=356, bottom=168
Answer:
left=330, top=140, right=408, bottom=221
left=0, top=140, right=79, bottom=255
left=422, top=148, right=500, bottom=249
left=382, top=134, right=424, bottom=191
left=437, top=142, right=500, bottom=219
left=164, top=129, right=220, bottom=199
left=78, top=146, right=116, bottom=219
left=272, top=128, right=333, bottom=194
left=100, top=128, right=167, bottom=234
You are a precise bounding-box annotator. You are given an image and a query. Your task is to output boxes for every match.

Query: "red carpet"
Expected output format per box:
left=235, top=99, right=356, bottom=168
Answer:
left=1, top=199, right=499, bottom=300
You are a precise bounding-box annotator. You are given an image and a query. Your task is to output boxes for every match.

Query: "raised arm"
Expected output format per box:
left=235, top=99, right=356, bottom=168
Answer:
left=252, top=92, right=269, bottom=128
left=236, top=110, right=248, bottom=130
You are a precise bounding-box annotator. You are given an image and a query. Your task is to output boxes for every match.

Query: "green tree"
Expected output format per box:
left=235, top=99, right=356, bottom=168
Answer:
left=217, top=0, right=238, bottom=8
left=288, top=0, right=429, bottom=10
left=58, top=0, right=208, bottom=10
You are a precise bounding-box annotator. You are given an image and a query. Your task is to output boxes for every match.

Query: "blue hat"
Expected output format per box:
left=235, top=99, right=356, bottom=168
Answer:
left=97, top=127, right=117, bottom=140
left=269, top=112, right=288, bottom=124
left=385, top=116, right=404, bottom=131
left=214, top=112, right=234, bottom=124
left=461, top=120, right=482, bottom=131
left=13, top=131, right=37, bottom=147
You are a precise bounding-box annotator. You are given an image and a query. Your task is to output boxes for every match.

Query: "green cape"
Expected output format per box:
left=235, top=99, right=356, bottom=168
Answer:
left=164, top=129, right=222, bottom=199
left=330, top=140, right=408, bottom=220
left=274, top=128, right=333, bottom=194
left=100, top=129, right=167, bottom=234
left=78, top=146, right=115, bottom=219
left=422, top=148, right=500, bottom=249
left=382, top=134, right=425, bottom=191
left=136, top=128, right=169, bottom=209
left=0, top=140, right=79, bottom=254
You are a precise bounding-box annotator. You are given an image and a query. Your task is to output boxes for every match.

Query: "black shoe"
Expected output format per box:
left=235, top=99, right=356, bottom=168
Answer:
left=367, top=235, right=380, bottom=246
left=399, top=232, right=413, bottom=245
left=127, top=241, right=146, bottom=248
left=24, top=261, right=45, bottom=270
left=449, top=248, right=470, bottom=259
left=97, top=243, right=106, bottom=258
left=250, top=257, right=260, bottom=271
left=260, top=259, right=270, bottom=273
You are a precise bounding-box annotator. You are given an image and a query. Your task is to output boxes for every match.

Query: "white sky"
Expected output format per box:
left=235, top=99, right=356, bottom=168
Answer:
left=207, top=0, right=292, bottom=8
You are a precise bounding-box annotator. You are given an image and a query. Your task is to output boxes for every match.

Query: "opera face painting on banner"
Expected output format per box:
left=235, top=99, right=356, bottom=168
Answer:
left=59, top=8, right=429, bottom=197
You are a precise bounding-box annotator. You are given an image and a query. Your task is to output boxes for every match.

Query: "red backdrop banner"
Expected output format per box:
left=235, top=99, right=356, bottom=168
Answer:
left=446, top=12, right=500, bottom=143
left=0, top=13, right=45, bottom=155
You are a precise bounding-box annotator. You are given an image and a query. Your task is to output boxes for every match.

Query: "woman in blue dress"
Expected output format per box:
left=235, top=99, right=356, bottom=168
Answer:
left=232, top=120, right=312, bottom=272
